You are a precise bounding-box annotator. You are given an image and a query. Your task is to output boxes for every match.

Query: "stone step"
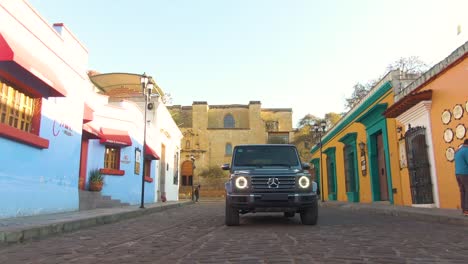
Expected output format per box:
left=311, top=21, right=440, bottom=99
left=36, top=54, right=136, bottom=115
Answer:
left=79, top=191, right=130, bottom=211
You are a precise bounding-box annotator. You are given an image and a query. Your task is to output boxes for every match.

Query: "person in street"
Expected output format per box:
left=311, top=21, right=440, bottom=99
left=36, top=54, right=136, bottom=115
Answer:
left=194, top=184, right=201, bottom=202
left=455, top=139, right=468, bottom=216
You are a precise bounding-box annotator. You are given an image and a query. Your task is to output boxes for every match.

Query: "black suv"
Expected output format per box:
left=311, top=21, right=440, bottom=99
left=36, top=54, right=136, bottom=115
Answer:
left=222, top=144, right=318, bottom=226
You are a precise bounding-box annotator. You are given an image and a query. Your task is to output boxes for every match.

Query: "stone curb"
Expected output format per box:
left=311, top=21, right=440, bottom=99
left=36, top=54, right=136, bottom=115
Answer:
left=320, top=201, right=468, bottom=226
left=0, top=201, right=194, bottom=246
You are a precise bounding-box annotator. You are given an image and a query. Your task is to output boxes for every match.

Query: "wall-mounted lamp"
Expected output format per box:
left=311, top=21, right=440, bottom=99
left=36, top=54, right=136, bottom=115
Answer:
left=358, top=141, right=367, bottom=176
left=358, top=141, right=366, bottom=152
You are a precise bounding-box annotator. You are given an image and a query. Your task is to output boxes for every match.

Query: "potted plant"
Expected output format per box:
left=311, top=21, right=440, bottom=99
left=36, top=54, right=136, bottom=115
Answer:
left=88, top=169, right=104, bottom=191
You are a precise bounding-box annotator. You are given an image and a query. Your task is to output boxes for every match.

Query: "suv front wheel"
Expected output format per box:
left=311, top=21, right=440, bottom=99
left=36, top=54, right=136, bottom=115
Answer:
left=225, top=196, right=240, bottom=226
left=300, top=200, right=318, bottom=225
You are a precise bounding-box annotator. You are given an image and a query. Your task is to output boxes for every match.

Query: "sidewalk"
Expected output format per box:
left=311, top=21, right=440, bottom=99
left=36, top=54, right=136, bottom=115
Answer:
left=0, top=200, right=193, bottom=246
left=320, top=201, right=468, bottom=226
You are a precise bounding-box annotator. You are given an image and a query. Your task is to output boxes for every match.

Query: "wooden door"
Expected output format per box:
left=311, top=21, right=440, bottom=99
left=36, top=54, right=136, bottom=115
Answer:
left=376, top=133, right=389, bottom=201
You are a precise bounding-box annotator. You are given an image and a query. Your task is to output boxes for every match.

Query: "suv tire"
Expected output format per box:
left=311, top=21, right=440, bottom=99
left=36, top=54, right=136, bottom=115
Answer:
left=225, top=197, right=239, bottom=226
left=300, top=200, right=318, bottom=225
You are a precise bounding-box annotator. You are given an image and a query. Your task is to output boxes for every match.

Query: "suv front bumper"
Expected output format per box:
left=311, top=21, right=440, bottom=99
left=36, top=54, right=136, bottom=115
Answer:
left=227, top=192, right=317, bottom=211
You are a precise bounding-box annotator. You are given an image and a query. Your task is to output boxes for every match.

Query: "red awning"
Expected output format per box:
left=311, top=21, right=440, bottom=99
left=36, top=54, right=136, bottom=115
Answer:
left=83, top=103, right=94, bottom=123
left=145, top=143, right=160, bottom=160
left=384, top=90, right=433, bottom=118
left=0, top=33, right=66, bottom=98
left=82, top=124, right=100, bottom=139
left=99, top=128, right=132, bottom=146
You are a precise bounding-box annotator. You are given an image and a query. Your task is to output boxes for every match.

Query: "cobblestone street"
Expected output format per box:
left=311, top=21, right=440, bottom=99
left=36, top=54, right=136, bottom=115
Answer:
left=1, top=201, right=468, bottom=264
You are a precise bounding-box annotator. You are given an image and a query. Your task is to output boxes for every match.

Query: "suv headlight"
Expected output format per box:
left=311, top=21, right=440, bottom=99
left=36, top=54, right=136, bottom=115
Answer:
left=298, top=176, right=310, bottom=189
left=235, top=176, right=248, bottom=189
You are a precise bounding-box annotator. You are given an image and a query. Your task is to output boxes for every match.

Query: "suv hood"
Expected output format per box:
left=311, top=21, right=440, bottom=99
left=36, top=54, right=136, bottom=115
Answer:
left=234, top=168, right=303, bottom=176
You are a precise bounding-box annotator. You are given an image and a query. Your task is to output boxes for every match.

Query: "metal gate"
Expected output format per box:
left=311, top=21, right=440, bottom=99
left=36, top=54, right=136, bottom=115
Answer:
left=405, top=126, right=434, bottom=204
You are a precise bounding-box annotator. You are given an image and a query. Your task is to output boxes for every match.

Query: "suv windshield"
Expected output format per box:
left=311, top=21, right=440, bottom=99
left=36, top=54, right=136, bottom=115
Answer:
left=233, top=145, right=300, bottom=167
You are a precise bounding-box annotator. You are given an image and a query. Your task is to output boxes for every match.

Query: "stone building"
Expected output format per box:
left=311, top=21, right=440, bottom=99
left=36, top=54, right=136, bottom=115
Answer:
left=168, top=101, right=293, bottom=198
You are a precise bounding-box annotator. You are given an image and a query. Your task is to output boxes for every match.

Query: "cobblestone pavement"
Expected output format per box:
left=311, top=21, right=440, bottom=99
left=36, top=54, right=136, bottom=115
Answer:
left=1, top=201, right=468, bottom=264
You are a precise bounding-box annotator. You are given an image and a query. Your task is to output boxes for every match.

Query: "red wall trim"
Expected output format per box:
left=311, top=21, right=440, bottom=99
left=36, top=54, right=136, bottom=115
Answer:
left=79, top=137, right=89, bottom=190
left=100, top=168, right=125, bottom=176
left=144, top=176, right=153, bottom=183
left=0, top=123, right=49, bottom=149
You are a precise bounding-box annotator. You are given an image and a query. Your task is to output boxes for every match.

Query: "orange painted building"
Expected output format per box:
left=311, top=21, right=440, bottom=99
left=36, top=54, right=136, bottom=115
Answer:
left=385, top=41, right=468, bottom=209
left=310, top=71, right=418, bottom=205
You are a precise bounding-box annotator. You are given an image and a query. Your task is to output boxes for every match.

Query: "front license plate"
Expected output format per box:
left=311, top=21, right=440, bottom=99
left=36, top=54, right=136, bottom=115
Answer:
left=261, top=193, right=288, bottom=201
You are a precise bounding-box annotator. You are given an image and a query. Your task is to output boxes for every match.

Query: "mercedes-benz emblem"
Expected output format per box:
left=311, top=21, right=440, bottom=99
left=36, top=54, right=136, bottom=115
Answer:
left=267, top=177, right=280, bottom=188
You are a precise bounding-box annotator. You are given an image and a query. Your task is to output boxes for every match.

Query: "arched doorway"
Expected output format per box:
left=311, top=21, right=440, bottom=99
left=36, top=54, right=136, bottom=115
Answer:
left=179, top=160, right=194, bottom=199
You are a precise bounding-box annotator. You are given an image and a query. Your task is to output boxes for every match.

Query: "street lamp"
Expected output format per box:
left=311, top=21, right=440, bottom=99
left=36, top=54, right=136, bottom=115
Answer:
left=140, top=72, right=154, bottom=209
left=190, top=154, right=196, bottom=201
left=313, top=121, right=327, bottom=202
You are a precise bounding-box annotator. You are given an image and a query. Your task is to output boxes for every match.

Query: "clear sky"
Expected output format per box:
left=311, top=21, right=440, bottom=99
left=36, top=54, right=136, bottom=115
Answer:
left=28, top=0, right=467, bottom=127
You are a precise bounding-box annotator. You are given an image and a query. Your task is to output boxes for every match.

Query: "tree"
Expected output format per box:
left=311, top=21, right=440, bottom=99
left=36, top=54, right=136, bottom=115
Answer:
left=324, top=112, right=342, bottom=127
left=198, top=166, right=229, bottom=187
left=345, top=83, right=370, bottom=110
left=386, top=56, right=429, bottom=74
left=344, top=56, right=429, bottom=111
left=293, top=113, right=342, bottom=162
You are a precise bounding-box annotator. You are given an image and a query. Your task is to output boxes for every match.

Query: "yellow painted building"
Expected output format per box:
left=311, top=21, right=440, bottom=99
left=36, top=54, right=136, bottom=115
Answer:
left=310, top=71, right=418, bottom=205
left=385, top=41, right=468, bottom=209
left=168, top=101, right=293, bottom=197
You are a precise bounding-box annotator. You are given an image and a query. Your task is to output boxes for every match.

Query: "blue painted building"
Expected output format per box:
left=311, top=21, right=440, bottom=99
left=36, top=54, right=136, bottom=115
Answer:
left=0, top=2, right=88, bottom=218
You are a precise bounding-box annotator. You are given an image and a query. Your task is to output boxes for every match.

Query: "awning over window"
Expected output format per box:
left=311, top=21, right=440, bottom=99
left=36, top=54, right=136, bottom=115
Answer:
left=145, top=143, right=160, bottom=160
left=0, top=33, right=66, bottom=98
left=99, top=128, right=132, bottom=146
left=82, top=124, right=100, bottom=139
left=83, top=103, right=94, bottom=123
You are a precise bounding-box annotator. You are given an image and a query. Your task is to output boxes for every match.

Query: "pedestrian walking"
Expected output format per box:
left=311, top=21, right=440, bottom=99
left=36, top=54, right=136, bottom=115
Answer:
left=455, top=139, right=468, bottom=216
left=194, top=184, right=201, bottom=202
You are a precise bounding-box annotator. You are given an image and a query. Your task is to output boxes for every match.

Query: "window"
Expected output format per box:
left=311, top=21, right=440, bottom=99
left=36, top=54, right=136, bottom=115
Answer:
left=343, top=145, right=357, bottom=192
left=224, top=114, right=235, bottom=128
left=144, top=159, right=151, bottom=177
left=233, top=145, right=300, bottom=167
left=181, top=175, right=193, bottom=186
left=0, top=80, right=36, bottom=133
left=173, top=152, right=179, bottom=184
left=225, top=143, right=233, bottom=156
left=185, top=140, right=190, bottom=149
left=104, top=146, right=120, bottom=170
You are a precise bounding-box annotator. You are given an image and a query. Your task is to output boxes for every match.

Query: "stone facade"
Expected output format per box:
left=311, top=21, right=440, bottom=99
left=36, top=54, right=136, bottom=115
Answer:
left=168, top=101, right=293, bottom=198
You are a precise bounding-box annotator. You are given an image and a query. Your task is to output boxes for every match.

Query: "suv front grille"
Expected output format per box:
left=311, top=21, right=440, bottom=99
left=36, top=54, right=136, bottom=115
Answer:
left=251, top=175, right=296, bottom=192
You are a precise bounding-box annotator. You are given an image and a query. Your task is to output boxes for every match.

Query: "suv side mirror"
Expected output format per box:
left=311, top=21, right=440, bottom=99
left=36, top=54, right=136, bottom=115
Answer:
left=302, top=162, right=310, bottom=170
left=221, top=164, right=231, bottom=170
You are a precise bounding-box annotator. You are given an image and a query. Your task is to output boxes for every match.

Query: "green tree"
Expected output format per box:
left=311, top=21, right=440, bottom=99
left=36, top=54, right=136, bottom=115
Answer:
left=344, top=56, right=428, bottom=111
left=293, top=113, right=341, bottom=162
left=199, top=166, right=227, bottom=179
left=345, top=83, right=370, bottom=110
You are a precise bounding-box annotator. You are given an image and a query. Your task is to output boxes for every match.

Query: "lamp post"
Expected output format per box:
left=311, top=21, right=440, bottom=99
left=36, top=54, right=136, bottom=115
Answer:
left=140, top=72, right=154, bottom=209
left=313, top=121, right=327, bottom=202
left=190, top=154, right=195, bottom=201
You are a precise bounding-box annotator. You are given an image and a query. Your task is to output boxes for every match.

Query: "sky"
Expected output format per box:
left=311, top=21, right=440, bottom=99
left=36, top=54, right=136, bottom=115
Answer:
left=28, top=0, right=468, bottom=127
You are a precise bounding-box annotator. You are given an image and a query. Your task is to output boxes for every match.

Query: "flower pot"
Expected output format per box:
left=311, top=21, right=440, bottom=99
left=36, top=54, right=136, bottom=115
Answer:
left=89, top=181, right=103, bottom=192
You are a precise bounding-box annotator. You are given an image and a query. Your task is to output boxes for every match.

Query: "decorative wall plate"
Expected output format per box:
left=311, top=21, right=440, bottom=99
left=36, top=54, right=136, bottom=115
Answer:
left=444, top=128, right=454, bottom=143
left=466, top=101, right=468, bottom=113
left=453, top=104, right=463, bottom=120
left=456, top=124, right=466, bottom=139
left=446, top=147, right=455, bottom=162
left=441, top=110, right=451, bottom=125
